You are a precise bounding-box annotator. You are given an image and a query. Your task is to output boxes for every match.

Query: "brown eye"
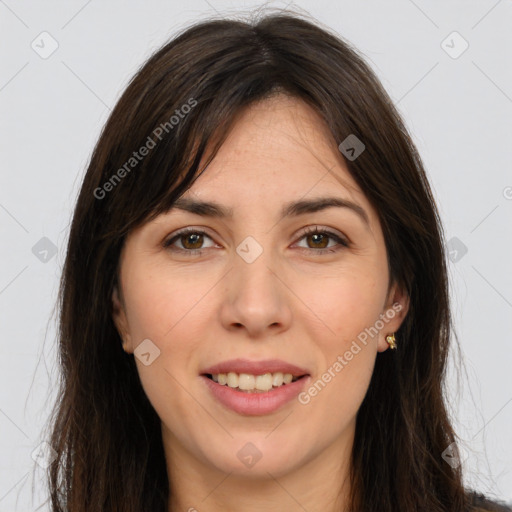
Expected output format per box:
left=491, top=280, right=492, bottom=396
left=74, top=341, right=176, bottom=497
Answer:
left=180, top=232, right=203, bottom=250
left=163, top=226, right=349, bottom=257
left=295, top=226, right=349, bottom=255
left=305, top=232, right=329, bottom=249
left=163, top=229, right=215, bottom=254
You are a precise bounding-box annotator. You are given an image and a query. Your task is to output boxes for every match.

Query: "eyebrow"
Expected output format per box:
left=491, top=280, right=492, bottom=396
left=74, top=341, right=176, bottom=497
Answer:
left=170, top=196, right=370, bottom=227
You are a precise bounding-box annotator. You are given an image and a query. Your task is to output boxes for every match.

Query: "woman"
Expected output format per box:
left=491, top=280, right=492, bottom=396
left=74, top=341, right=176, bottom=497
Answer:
left=43, top=10, right=511, bottom=512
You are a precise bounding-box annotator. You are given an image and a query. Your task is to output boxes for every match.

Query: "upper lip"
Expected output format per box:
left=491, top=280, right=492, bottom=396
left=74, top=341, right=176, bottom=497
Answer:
left=201, top=358, right=310, bottom=377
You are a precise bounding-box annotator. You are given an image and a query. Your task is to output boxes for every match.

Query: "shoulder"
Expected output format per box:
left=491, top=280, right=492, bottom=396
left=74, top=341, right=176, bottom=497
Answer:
left=467, top=490, right=512, bottom=512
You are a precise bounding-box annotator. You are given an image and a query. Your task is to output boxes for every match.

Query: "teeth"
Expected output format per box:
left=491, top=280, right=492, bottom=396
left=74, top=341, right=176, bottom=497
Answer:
left=272, top=372, right=284, bottom=387
left=227, top=372, right=238, bottom=388
left=255, top=373, right=273, bottom=391
left=209, top=371, right=300, bottom=391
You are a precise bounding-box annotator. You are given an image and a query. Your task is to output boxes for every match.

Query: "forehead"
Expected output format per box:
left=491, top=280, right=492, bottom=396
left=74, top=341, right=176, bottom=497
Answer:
left=181, top=95, right=374, bottom=221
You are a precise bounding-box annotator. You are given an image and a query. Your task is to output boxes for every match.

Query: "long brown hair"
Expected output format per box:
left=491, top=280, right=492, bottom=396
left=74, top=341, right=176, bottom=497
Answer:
left=42, top=9, right=480, bottom=511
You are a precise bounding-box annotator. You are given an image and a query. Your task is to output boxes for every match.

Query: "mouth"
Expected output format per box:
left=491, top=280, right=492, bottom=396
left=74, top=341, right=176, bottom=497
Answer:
left=199, top=358, right=311, bottom=414
left=200, top=371, right=311, bottom=416
left=203, top=372, right=307, bottom=393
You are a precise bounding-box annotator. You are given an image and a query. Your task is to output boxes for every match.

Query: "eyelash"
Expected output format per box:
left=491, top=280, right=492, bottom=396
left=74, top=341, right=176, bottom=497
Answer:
left=163, top=226, right=350, bottom=257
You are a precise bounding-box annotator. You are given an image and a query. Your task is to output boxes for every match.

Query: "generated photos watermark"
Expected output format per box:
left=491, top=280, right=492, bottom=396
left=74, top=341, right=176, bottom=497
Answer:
left=93, top=97, right=197, bottom=200
left=298, top=302, right=403, bottom=405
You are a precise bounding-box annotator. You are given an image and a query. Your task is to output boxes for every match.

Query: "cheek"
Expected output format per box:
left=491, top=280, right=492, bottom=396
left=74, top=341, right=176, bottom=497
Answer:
left=119, top=261, right=209, bottom=403
left=296, top=277, right=380, bottom=434
left=122, top=259, right=210, bottom=343
left=298, top=264, right=386, bottom=346
left=120, top=262, right=211, bottom=430
left=294, top=264, right=385, bottom=403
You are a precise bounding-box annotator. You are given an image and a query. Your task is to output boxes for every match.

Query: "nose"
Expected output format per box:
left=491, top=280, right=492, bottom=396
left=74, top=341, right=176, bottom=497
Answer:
left=219, top=246, right=292, bottom=339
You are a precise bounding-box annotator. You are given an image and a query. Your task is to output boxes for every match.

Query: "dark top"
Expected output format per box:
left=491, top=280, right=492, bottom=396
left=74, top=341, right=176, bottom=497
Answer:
left=469, top=491, right=512, bottom=511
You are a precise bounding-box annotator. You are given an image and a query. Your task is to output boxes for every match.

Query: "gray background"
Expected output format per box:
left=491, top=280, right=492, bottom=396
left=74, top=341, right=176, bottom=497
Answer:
left=1, top=0, right=511, bottom=509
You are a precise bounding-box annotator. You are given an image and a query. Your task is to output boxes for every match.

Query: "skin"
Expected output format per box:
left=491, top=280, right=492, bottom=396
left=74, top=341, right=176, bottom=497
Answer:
left=112, top=94, right=409, bottom=512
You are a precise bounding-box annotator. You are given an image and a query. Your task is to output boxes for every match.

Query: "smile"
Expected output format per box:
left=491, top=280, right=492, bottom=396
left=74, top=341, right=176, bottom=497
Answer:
left=206, top=371, right=301, bottom=392
left=201, top=373, right=310, bottom=415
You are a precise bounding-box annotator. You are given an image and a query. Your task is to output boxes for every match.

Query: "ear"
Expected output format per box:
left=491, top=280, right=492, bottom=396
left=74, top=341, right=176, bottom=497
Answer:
left=112, top=284, right=133, bottom=353
left=377, top=281, right=410, bottom=353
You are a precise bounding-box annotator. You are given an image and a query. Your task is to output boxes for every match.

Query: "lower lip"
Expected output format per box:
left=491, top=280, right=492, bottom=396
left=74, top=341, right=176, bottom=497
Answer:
left=201, top=375, right=310, bottom=416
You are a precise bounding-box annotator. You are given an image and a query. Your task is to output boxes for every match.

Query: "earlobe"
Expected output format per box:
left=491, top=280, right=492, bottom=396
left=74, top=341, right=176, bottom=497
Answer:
left=112, top=285, right=132, bottom=353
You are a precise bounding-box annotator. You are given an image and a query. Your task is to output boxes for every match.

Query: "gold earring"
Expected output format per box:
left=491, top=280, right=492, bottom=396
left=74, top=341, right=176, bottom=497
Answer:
left=386, top=333, right=397, bottom=350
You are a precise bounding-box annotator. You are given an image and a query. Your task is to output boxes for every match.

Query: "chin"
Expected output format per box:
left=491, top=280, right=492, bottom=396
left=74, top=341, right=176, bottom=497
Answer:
left=198, top=434, right=309, bottom=478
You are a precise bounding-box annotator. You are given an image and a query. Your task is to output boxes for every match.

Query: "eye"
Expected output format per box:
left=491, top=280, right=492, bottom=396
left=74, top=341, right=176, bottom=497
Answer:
left=163, top=227, right=216, bottom=255
left=294, top=226, right=350, bottom=255
left=163, top=226, right=349, bottom=256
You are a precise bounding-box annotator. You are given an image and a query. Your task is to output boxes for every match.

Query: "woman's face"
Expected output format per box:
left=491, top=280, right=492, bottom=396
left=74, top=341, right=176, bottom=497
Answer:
left=112, top=95, right=408, bottom=484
